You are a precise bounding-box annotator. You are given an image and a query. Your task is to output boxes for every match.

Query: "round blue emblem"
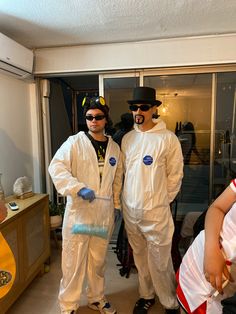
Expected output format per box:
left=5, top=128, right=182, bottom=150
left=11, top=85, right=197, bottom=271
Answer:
left=109, top=157, right=116, bottom=166
left=143, top=155, right=153, bottom=165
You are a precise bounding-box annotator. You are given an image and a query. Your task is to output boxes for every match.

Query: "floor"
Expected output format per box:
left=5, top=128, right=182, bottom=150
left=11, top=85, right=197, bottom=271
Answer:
left=6, top=239, right=167, bottom=314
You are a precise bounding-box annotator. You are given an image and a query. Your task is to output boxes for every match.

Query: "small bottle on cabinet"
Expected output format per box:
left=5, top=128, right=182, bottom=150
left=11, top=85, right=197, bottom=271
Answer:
left=0, top=173, right=5, bottom=201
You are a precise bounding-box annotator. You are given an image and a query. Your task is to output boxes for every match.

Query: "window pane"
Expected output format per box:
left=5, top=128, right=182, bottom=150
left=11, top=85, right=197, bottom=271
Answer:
left=214, top=72, right=236, bottom=198
left=104, top=77, right=139, bottom=126
left=144, top=74, right=212, bottom=217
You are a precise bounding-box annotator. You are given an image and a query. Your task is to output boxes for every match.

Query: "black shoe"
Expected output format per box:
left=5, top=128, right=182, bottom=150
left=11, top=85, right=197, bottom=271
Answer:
left=133, top=298, right=155, bottom=314
left=165, top=308, right=180, bottom=314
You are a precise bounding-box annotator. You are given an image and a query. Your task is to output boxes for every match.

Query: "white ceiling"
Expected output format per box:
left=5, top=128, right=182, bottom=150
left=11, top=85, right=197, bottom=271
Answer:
left=0, top=0, right=236, bottom=49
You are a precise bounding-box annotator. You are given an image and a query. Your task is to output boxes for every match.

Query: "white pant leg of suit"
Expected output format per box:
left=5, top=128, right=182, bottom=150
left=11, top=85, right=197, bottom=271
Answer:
left=59, top=232, right=112, bottom=311
left=86, top=224, right=114, bottom=303
left=124, top=213, right=178, bottom=309
left=59, top=236, right=89, bottom=312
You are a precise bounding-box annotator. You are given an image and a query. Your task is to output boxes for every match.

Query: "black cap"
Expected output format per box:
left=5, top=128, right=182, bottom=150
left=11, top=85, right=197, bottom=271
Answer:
left=83, top=96, right=109, bottom=118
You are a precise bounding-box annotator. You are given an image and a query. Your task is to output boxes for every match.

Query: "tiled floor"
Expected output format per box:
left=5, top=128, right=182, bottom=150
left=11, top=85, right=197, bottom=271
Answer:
left=7, top=240, right=166, bottom=314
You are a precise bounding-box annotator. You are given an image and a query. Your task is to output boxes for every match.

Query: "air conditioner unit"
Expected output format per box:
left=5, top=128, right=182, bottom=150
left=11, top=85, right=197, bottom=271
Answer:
left=0, top=32, right=34, bottom=80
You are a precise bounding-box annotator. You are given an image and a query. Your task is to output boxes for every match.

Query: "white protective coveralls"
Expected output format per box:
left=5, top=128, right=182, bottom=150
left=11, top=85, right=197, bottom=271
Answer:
left=120, top=118, right=183, bottom=309
left=177, top=180, right=236, bottom=314
left=48, top=131, right=121, bottom=312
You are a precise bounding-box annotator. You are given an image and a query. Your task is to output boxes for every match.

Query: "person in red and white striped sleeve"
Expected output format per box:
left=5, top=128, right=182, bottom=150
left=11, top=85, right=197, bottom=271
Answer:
left=177, top=179, right=236, bottom=314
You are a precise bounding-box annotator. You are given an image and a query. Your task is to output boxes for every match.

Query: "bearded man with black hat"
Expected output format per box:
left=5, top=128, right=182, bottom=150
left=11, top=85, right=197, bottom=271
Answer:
left=49, top=96, right=122, bottom=314
left=115, top=87, right=183, bottom=314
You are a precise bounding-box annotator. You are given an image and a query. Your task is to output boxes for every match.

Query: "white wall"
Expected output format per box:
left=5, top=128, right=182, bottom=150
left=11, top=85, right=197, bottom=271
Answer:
left=0, top=72, right=38, bottom=196
left=34, top=34, right=236, bottom=74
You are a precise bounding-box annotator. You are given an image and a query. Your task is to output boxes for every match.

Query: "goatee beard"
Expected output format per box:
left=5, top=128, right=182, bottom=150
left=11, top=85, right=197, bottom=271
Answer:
left=135, top=114, right=144, bottom=124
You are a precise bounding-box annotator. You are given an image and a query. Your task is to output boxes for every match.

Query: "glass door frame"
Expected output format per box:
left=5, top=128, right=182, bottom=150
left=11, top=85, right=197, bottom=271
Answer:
left=99, top=71, right=141, bottom=96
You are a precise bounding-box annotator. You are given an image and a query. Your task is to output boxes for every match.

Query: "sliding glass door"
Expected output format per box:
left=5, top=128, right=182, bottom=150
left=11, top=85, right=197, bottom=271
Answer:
left=100, top=73, right=140, bottom=242
left=100, top=73, right=140, bottom=127
left=214, top=72, right=236, bottom=198
left=101, top=69, right=236, bottom=219
left=144, top=74, right=212, bottom=217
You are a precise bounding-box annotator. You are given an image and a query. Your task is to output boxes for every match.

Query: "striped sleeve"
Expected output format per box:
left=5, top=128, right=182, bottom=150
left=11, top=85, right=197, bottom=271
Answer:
left=230, top=179, right=236, bottom=193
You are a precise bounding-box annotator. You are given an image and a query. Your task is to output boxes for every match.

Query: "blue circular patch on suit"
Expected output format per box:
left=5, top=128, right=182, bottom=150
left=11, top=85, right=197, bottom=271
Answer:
left=143, top=155, right=153, bottom=165
left=109, top=157, right=116, bottom=166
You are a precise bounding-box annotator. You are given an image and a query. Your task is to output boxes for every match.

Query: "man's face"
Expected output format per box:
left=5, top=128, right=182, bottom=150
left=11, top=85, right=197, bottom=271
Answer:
left=85, top=109, right=107, bottom=134
left=129, top=104, right=155, bottom=125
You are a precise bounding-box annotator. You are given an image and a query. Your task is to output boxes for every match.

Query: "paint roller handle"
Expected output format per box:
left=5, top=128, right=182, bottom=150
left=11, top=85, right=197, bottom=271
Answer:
left=95, top=195, right=111, bottom=201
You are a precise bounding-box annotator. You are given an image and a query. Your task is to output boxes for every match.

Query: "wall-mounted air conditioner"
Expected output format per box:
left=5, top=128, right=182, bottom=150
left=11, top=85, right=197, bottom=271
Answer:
left=0, top=32, right=34, bottom=80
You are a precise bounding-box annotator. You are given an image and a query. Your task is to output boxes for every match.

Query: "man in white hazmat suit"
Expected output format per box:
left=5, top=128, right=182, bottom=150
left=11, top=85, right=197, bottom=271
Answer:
left=119, top=87, right=183, bottom=314
left=48, top=96, right=122, bottom=314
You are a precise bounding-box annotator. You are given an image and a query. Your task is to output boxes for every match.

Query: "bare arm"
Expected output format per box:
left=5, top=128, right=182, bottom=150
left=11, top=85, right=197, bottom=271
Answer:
left=0, top=200, right=7, bottom=222
left=204, top=185, right=236, bottom=293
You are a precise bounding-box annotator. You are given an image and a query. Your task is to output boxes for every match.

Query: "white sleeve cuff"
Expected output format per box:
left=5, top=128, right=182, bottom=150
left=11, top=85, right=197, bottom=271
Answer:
left=230, top=179, right=236, bottom=193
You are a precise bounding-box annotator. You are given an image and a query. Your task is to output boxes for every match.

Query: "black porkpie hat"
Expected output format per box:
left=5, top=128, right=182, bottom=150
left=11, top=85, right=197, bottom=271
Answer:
left=127, top=87, right=162, bottom=107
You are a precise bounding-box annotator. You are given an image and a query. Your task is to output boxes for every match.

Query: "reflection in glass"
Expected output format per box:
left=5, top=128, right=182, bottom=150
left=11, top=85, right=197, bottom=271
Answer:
left=144, top=74, right=212, bottom=216
left=104, top=76, right=139, bottom=126
left=214, top=72, right=236, bottom=198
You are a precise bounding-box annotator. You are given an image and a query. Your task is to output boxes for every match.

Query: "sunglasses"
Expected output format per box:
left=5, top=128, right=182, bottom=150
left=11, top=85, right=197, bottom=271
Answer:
left=85, top=115, right=105, bottom=121
left=129, top=104, right=152, bottom=112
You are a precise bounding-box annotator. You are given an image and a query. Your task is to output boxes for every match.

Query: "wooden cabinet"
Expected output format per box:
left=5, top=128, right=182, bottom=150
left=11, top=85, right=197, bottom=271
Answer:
left=0, top=194, right=50, bottom=313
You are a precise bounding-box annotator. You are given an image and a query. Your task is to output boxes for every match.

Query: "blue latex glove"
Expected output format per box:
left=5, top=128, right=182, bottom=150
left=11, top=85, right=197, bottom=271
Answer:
left=77, top=187, right=95, bottom=202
